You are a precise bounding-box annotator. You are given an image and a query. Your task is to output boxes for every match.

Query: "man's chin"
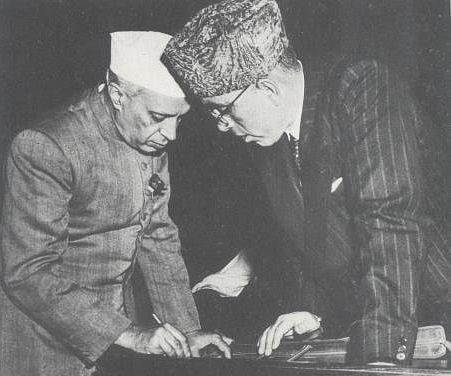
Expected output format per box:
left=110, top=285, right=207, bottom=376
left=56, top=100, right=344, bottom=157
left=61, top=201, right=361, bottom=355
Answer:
left=138, top=144, right=165, bottom=155
left=234, top=135, right=273, bottom=147
left=236, top=138, right=272, bottom=147
left=255, top=138, right=278, bottom=147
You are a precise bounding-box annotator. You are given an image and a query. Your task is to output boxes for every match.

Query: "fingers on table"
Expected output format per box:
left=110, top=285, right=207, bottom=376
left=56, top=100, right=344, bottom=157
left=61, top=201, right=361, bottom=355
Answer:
left=258, top=318, right=293, bottom=356
left=163, top=323, right=191, bottom=357
left=154, top=326, right=186, bottom=358
left=210, top=334, right=232, bottom=359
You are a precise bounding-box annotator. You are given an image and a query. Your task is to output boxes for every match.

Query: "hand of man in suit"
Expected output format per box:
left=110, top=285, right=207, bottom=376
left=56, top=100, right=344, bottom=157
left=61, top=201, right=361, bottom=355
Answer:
left=257, top=312, right=322, bottom=356
left=115, top=323, right=191, bottom=357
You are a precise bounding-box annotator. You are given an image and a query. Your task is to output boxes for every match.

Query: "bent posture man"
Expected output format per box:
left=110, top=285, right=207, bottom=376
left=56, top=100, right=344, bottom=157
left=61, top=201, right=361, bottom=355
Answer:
left=0, top=31, right=229, bottom=376
left=163, top=0, right=451, bottom=365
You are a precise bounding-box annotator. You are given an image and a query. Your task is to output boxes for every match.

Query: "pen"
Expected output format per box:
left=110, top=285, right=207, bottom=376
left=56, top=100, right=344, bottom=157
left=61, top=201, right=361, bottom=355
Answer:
left=152, top=313, right=163, bottom=325
left=288, top=344, right=313, bottom=362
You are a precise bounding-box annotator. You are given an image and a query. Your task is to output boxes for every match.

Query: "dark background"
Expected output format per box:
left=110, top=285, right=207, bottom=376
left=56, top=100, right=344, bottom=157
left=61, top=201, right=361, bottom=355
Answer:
left=0, top=0, right=450, bottom=283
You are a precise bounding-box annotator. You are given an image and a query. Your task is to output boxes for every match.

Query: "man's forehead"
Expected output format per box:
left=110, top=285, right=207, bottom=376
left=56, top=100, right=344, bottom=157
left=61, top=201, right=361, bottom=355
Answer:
left=139, top=86, right=190, bottom=114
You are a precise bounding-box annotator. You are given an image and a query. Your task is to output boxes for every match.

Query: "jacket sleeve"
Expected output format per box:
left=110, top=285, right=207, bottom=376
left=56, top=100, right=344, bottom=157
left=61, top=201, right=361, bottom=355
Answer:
left=338, top=61, right=426, bottom=364
left=136, top=154, right=201, bottom=334
left=0, top=129, right=131, bottom=365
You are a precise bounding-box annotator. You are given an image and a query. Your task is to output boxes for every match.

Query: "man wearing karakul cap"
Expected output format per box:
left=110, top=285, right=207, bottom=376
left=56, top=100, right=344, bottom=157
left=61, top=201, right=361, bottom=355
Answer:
left=164, top=0, right=451, bottom=366
left=0, top=31, right=230, bottom=376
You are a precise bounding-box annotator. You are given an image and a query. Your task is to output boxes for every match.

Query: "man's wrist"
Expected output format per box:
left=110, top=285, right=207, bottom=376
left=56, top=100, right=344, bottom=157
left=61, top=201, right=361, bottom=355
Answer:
left=185, top=329, right=201, bottom=337
left=184, top=327, right=202, bottom=336
left=115, top=323, right=138, bottom=349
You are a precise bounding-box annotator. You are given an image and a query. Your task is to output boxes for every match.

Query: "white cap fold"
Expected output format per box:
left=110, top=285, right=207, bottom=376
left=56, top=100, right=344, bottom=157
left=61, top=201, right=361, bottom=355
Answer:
left=110, top=31, right=185, bottom=98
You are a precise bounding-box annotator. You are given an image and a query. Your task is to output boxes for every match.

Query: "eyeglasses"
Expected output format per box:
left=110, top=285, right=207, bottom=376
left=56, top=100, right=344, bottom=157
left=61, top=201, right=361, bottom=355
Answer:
left=209, top=86, right=249, bottom=127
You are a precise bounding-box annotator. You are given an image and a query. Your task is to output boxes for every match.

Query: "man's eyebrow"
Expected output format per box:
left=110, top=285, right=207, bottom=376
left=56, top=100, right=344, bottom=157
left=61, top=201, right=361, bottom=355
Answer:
left=150, top=110, right=178, bottom=117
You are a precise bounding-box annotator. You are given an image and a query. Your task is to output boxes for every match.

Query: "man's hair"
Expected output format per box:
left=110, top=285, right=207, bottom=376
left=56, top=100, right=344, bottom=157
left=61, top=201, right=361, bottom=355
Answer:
left=278, top=46, right=301, bottom=72
left=107, top=69, right=144, bottom=98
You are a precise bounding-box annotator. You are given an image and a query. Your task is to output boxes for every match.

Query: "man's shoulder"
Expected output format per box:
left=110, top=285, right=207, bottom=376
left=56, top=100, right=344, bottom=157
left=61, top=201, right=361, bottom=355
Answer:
left=9, top=128, right=70, bottom=168
left=31, top=89, right=97, bottom=143
left=9, top=89, right=99, bottom=160
left=306, top=52, right=388, bottom=78
left=302, top=54, right=392, bottom=100
left=314, top=56, right=401, bottom=112
left=337, top=58, right=390, bottom=83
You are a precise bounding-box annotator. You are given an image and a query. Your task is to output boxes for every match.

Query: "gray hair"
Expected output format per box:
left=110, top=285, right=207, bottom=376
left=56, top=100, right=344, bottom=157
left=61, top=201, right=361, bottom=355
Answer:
left=106, top=69, right=144, bottom=98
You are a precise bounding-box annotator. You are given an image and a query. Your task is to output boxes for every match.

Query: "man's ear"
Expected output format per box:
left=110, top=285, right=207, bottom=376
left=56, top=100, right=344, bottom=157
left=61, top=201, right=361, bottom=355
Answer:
left=108, top=82, right=124, bottom=111
left=255, top=78, right=280, bottom=106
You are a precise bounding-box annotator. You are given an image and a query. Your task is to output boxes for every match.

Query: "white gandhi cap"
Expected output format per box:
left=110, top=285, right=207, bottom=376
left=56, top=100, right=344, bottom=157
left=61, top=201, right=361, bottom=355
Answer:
left=110, top=31, right=185, bottom=98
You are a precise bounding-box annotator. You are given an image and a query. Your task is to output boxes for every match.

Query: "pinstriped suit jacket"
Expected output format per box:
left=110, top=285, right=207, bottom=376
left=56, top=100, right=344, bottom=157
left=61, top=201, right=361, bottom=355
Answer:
left=251, top=57, right=451, bottom=365
left=0, top=89, right=200, bottom=376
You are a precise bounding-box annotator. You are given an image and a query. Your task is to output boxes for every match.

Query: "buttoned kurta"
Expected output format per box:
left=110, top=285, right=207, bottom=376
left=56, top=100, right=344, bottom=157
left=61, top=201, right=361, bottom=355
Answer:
left=0, top=89, right=200, bottom=376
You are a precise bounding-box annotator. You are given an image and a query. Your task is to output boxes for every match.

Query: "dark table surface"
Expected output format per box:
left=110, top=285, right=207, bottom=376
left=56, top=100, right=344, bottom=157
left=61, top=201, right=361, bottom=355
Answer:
left=95, top=345, right=451, bottom=376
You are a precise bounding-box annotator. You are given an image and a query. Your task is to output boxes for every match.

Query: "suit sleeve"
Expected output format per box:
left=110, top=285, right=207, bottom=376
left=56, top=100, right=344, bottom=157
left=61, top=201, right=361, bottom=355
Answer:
left=0, top=129, right=131, bottom=365
left=137, top=155, right=201, bottom=334
left=339, top=61, right=426, bottom=364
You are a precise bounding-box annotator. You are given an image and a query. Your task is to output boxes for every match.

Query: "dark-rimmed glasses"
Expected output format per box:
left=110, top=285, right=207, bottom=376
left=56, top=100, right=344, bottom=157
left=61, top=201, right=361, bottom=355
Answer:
left=209, top=86, right=249, bottom=127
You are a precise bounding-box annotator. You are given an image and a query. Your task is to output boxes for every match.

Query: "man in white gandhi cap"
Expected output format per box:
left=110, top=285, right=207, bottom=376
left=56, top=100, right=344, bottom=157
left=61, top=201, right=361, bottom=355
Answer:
left=0, top=31, right=231, bottom=376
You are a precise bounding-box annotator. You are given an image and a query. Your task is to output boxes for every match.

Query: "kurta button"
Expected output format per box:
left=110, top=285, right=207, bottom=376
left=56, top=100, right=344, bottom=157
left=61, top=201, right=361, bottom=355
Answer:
left=141, top=212, right=147, bottom=220
left=140, top=162, right=147, bottom=170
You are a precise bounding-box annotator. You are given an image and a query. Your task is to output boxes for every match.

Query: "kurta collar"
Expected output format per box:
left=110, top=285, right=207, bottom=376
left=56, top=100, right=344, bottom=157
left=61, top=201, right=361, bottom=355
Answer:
left=87, top=86, right=125, bottom=143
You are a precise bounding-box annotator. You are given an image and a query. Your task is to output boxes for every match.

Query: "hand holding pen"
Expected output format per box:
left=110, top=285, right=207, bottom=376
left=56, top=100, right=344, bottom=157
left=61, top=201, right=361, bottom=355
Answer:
left=155, top=314, right=232, bottom=359
left=150, top=313, right=191, bottom=357
left=114, top=313, right=190, bottom=358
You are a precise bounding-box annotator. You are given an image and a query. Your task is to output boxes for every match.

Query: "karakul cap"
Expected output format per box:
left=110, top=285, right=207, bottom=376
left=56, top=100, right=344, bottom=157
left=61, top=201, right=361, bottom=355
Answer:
left=163, top=0, right=289, bottom=97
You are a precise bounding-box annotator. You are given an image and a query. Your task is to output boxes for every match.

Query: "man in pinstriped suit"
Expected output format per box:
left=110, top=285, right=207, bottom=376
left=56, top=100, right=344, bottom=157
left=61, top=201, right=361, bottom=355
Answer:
left=163, top=0, right=451, bottom=365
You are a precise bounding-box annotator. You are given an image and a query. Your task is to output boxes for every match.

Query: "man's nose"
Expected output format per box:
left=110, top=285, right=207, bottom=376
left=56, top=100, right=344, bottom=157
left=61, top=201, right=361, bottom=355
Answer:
left=160, top=119, right=179, bottom=141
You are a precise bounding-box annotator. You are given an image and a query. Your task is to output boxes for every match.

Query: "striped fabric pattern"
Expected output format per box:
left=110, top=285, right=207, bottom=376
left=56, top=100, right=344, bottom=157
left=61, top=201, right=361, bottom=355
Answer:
left=303, top=58, right=451, bottom=364
left=254, top=57, right=451, bottom=365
